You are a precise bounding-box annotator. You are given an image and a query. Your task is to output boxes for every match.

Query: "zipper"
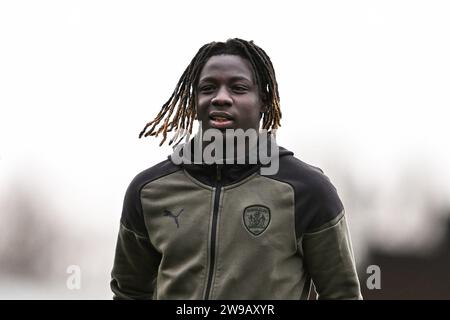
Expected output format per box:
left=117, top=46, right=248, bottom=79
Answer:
left=204, top=164, right=222, bottom=300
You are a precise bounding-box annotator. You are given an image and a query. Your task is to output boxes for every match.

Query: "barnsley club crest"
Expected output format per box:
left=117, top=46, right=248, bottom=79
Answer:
left=243, top=205, right=271, bottom=236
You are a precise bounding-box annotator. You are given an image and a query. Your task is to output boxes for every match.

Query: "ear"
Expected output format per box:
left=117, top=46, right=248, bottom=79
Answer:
left=259, top=103, right=267, bottom=120
left=194, top=103, right=198, bottom=120
left=260, top=92, right=268, bottom=113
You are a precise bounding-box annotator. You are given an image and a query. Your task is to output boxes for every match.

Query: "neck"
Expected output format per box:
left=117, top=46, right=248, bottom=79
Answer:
left=189, top=129, right=271, bottom=165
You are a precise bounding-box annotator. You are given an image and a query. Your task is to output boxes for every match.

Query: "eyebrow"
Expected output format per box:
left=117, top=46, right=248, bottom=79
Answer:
left=198, top=75, right=253, bottom=84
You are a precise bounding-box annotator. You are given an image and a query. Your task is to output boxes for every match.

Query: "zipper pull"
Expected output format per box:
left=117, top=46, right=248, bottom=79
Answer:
left=216, top=164, right=222, bottom=182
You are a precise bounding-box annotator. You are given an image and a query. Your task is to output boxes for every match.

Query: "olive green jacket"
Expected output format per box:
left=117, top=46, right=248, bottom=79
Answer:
left=111, top=140, right=362, bottom=299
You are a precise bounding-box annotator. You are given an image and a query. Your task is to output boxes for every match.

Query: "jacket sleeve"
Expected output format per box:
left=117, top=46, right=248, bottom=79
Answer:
left=110, top=178, right=161, bottom=300
left=301, top=211, right=362, bottom=300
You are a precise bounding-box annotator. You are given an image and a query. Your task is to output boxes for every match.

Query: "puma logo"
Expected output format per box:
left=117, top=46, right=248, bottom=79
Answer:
left=163, top=208, right=184, bottom=228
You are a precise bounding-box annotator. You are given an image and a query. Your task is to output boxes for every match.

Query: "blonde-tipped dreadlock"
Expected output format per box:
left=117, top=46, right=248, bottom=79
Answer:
left=139, top=38, right=282, bottom=146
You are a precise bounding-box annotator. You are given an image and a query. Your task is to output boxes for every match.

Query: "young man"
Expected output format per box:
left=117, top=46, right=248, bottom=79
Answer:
left=110, top=38, right=362, bottom=300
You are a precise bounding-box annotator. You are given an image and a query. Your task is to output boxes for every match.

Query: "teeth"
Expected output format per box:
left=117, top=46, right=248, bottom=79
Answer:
left=212, top=116, right=229, bottom=122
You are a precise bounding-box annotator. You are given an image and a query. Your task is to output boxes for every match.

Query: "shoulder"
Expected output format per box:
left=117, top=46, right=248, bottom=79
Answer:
left=127, top=158, right=181, bottom=194
left=120, top=159, right=181, bottom=234
left=268, top=147, right=344, bottom=236
left=274, top=148, right=338, bottom=198
left=279, top=150, right=327, bottom=183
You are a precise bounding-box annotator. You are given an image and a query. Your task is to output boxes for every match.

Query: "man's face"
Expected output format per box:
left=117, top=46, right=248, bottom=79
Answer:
left=196, top=55, right=266, bottom=133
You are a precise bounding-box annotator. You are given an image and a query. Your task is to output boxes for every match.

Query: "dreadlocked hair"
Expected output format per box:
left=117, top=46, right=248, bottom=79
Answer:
left=139, top=38, right=282, bottom=146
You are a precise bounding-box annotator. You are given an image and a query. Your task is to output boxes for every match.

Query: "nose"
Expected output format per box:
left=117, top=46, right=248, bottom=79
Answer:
left=211, top=86, right=232, bottom=107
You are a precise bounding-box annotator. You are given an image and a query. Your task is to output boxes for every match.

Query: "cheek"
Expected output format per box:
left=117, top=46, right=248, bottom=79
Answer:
left=196, top=96, right=209, bottom=117
left=242, top=96, right=264, bottom=116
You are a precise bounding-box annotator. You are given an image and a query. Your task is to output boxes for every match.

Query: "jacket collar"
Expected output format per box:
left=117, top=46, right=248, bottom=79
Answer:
left=168, top=132, right=292, bottom=186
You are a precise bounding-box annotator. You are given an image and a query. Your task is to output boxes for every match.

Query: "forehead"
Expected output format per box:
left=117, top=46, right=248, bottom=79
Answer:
left=198, top=55, right=255, bottom=83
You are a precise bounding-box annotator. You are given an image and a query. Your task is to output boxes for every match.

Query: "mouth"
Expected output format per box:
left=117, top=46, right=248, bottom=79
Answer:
left=208, top=112, right=235, bottom=129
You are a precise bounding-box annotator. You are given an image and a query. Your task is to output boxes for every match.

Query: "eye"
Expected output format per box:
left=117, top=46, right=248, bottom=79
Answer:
left=232, top=85, right=249, bottom=93
left=198, top=85, right=215, bottom=93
